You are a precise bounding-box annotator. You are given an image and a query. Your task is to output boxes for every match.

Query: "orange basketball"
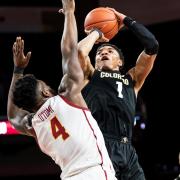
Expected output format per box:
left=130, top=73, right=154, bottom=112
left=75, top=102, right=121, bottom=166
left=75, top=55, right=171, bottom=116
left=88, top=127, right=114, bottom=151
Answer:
left=84, top=7, right=120, bottom=40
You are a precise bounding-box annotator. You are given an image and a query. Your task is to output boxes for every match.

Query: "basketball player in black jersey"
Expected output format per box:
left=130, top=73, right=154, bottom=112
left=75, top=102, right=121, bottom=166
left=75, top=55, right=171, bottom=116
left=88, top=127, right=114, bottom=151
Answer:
left=78, top=8, right=159, bottom=180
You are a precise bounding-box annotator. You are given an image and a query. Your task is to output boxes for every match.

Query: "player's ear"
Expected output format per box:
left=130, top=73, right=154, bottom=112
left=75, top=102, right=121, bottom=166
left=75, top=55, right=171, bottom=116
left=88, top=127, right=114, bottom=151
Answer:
left=117, top=59, right=122, bottom=67
left=42, top=89, right=51, bottom=97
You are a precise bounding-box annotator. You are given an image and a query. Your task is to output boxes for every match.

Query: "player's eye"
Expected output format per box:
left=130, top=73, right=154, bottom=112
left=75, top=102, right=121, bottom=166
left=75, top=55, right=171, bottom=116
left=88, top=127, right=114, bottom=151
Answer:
left=97, top=51, right=101, bottom=55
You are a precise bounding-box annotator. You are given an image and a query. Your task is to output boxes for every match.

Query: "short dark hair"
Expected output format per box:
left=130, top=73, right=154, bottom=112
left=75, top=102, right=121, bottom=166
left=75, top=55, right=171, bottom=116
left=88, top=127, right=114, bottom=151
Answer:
left=13, top=74, right=38, bottom=112
left=96, top=43, right=125, bottom=69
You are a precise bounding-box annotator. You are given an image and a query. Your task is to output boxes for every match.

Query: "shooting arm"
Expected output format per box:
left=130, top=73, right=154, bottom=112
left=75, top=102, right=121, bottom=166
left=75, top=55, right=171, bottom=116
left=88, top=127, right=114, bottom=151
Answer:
left=78, top=30, right=103, bottom=79
left=123, top=17, right=159, bottom=94
left=123, top=17, right=159, bottom=55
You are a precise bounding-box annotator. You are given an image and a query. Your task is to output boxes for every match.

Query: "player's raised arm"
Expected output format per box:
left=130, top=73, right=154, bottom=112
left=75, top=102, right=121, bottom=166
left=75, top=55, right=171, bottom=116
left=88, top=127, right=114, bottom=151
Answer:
left=78, top=30, right=101, bottom=80
left=7, top=36, right=33, bottom=135
left=60, top=0, right=78, bottom=78
left=124, top=15, right=159, bottom=93
left=59, top=0, right=83, bottom=90
left=78, top=32, right=108, bottom=80
left=111, top=9, right=159, bottom=94
left=78, top=8, right=111, bottom=81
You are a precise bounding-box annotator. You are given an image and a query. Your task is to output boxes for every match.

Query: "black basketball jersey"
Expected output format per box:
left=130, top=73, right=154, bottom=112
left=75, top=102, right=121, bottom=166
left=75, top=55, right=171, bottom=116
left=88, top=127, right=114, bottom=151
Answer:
left=82, top=70, right=136, bottom=139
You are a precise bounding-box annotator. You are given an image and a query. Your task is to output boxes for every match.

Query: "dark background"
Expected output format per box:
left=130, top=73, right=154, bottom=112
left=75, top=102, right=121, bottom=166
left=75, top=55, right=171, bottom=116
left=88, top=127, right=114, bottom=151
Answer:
left=0, top=0, right=180, bottom=179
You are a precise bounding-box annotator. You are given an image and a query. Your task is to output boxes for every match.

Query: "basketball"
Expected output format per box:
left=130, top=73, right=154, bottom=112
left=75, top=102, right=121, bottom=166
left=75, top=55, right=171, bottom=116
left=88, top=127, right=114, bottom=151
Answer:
left=84, top=7, right=120, bottom=40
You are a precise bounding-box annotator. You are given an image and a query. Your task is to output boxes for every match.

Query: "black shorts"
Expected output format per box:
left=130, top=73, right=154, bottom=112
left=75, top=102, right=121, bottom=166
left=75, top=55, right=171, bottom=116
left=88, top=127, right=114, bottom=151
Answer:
left=104, top=135, right=146, bottom=180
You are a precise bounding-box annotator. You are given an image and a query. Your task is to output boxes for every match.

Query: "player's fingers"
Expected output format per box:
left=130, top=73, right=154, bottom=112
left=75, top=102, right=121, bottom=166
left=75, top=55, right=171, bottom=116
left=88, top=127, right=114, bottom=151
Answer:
left=103, top=37, right=109, bottom=42
left=12, top=43, right=16, bottom=54
left=58, top=8, right=64, bottom=14
left=19, top=38, right=23, bottom=52
left=84, top=29, right=91, bottom=35
left=26, top=52, right=31, bottom=62
left=16, top=37, right=21, bottom=54
left=16, top=36, right=21, bottom=45
left=106, top=7, right=115, bottom=12
left=21, top=39, right=24, bottom=52
left=118, top=24, right=124, bottom=31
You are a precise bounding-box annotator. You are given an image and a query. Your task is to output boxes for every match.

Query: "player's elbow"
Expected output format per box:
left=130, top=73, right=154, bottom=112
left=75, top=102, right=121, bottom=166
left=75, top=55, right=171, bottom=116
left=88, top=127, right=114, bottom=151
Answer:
left=61, top=46, right=72, bottom=57
left=8, top=117, right=19, bottom=132
left=78, top=45, right=89, bottom=59
left=78, top=48, right=85, bottom=58
left=7, top=108, right=15, bottom=122
left=71, top=68, right=84, bottom=85
left=61, top=39, right=77, bottom=56
left=145, top=39, right=159, bottom=55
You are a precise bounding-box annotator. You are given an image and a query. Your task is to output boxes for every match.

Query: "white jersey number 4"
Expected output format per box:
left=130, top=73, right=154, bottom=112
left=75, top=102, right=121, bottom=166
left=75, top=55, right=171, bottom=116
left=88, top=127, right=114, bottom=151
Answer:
left=50, top=116, right=70, bottom=140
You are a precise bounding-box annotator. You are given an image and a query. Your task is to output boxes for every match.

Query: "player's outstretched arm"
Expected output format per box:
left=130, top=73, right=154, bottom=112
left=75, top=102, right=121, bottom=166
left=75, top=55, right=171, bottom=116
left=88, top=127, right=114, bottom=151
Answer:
left=7, top=36, right=33, bottom=135
left=60, top=0, right=78, bottom=76
left=59, top=0, right=84, bottom=94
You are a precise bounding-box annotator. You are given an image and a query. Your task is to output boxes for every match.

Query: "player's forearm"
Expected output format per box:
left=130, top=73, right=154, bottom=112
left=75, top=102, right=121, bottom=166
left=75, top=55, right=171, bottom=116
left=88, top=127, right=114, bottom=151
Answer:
left=123, top=17, right=159, bottom=55
left=7, top=71, right=32, bottom=135
left=78, top=30, right=100, bottom=57
left=61, top=8, right=83, bottom=83
left=61, top=11, right=77, bottom=59
left=7, top=72, right=23, bottom=120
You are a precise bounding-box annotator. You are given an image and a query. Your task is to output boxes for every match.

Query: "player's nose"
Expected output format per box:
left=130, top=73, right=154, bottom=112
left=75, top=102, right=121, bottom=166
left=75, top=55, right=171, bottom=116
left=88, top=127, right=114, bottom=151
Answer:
left=101, top=51, right=108, bottom=56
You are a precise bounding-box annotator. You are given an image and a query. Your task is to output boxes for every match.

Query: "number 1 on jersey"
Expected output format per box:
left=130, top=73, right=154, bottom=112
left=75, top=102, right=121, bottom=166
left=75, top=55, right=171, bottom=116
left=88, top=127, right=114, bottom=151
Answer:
left=116, top=81, right=123, bottom=98
left=50, top=116, right=70, bottom=140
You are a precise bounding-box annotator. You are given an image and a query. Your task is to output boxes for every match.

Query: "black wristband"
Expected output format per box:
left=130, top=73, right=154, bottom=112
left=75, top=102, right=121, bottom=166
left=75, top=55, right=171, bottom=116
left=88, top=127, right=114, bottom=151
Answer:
left=123, top=16, right=136, bottom=27
left=90, top=28, right=103, bottom=39
left=13, top=66, right=25, bottom=74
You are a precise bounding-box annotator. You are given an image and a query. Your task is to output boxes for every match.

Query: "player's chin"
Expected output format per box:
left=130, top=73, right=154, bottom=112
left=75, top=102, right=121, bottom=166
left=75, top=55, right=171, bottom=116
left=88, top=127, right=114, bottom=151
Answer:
left=101, top=65, right=113, bottom=71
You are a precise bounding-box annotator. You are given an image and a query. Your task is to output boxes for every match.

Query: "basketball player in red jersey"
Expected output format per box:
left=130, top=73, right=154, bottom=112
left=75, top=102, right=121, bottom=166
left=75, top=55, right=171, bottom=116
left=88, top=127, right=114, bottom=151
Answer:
left=7, top=0, right=117, bottom=179
left=78, top=8, right=159, bottom=180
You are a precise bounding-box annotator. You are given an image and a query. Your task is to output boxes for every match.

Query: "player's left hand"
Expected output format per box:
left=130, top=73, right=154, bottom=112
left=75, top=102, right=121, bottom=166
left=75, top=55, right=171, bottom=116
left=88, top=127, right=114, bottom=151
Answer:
left=106, top=7, right=125, bottom=30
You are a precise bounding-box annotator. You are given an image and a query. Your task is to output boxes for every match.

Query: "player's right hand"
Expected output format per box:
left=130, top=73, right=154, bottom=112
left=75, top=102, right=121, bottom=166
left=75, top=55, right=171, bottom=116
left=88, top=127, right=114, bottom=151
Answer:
left=85, top=29, right=109, bottom=44
left=95, top=33, right=109, bottom=44
left=12, top=36, right=31, bottom=68
left=61, top=0, right=75, bottom=13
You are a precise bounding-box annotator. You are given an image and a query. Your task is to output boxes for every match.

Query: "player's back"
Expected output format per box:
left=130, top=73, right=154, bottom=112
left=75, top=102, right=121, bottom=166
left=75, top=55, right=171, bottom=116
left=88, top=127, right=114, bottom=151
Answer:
left=32, top=95, right=116, bottom=180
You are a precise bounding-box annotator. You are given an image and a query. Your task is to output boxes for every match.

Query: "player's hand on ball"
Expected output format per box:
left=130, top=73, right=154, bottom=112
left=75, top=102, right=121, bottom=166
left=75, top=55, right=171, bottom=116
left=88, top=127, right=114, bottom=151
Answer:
left=84, top=7, right=119, bottom=40
left=95, top=33, right=109, bottom=44
left=106, top=7, right=125, bottom=30
left=85, top=29, right=109, bottom=44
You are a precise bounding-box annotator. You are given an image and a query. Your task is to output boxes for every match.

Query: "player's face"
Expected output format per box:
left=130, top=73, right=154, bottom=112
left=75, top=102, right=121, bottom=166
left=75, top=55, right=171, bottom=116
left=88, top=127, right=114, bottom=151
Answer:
left=95, top=46, right=122, bottom=71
